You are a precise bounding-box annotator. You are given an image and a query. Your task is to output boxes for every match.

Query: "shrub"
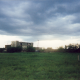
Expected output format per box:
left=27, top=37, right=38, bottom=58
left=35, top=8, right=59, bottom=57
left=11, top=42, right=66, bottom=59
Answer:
left=0, top=48, right=5, bottom=53
left=27, top=46, right=35, bottom=52
left=7, top=47, right=22, bottom=53
left=57, top=46, right=65, bottom=52
left=16, top=47, right=22, bottom=52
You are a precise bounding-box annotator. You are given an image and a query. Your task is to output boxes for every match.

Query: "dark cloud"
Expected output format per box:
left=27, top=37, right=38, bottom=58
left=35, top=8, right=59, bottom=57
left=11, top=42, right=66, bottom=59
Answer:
left=0, top=0, right=80, bottom=41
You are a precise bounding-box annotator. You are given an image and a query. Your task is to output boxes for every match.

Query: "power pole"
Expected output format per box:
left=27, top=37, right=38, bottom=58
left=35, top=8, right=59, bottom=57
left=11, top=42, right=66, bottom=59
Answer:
left=37, top=40, right=39, bottom=50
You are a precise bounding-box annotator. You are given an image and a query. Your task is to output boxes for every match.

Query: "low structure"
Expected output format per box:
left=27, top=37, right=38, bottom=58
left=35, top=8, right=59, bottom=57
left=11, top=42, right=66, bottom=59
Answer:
left=44, top=47, right=53, bottom=52
left=5, top=45, right=11, bottom=50
left=34, top=47, right=43, bottom=52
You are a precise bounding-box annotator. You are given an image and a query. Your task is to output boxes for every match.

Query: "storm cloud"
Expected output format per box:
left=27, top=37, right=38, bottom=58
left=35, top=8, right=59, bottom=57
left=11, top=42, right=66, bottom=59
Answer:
left=0, top=0, right=80, bottom=41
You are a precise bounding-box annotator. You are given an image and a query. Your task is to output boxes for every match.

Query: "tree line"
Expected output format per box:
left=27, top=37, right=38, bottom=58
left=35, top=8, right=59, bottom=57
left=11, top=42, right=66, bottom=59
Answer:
left=0, top=43, right=80, bottom=53
left=0, top=46, right=35, bottom=53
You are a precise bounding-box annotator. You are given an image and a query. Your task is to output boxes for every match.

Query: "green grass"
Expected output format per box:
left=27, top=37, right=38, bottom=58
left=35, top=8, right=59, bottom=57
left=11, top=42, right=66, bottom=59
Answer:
left=0, top=52, right=80, bottom=80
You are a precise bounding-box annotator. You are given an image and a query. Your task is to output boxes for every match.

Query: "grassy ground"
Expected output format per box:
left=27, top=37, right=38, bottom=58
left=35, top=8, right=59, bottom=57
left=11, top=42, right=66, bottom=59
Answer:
left=0, top=52, right=80, bottom=80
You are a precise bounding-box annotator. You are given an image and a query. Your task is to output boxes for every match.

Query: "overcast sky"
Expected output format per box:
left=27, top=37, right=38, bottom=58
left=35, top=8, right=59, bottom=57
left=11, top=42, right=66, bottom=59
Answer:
left=0, top=0, right=80, bottom=48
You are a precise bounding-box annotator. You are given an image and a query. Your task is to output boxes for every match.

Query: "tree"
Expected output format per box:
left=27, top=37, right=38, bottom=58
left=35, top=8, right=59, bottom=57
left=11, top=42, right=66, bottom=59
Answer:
left=7, top=47, right=22, bottom=53
left=27, top=46, right=35, bottom=52
left=57, top=46, right=64, bottom=52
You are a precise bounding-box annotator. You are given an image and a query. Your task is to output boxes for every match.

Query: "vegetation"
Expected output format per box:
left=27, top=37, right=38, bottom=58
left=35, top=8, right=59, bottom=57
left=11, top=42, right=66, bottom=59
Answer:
left=7, top=47, right=22, bottom=53
left=64, top=48, right=80, bottom=53
left=56, top=46, right=80, bottom=53
left=57, top=46, right=64, bottom=52
left=27, top=46, right=35, bottom=52
left=0, top=52, right=80, bottom=80
left=0, top=48, right=5, bottom=53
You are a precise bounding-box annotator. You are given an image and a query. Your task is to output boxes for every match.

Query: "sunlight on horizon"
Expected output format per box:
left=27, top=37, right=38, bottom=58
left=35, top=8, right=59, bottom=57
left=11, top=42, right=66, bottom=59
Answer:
left=33, top=38, right=80, bottom=49
left=0, top=35, right=80, bottom=49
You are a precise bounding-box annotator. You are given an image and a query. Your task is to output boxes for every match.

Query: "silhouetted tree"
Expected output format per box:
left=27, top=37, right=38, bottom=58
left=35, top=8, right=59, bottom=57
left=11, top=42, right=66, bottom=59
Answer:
left=7, top=47, right=22, bottom=53
left=57, top=46, right=64, bottom=52
left=27, top=46, right=35, bottom=52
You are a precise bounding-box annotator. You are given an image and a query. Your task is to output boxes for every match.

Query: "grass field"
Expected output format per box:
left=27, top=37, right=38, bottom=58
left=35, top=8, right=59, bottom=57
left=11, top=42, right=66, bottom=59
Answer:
left=0, top=52, right=80, bottom=80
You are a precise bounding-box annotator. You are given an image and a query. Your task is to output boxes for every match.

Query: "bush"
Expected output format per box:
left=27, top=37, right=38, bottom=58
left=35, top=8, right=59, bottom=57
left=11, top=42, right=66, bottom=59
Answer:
left=27, top=46, right=35, bottom=52
left=16, top=47, right=22, bottom=52
left=57, top=46, right=65, bottom=52
left=0, top=48, right=5, bottom=53
left=7, top=47, right=22, bottom=53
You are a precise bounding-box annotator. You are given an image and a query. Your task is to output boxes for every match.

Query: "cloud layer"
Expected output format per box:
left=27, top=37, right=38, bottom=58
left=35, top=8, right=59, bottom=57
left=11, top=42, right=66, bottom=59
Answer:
left=0, top=0, right=80, bottom=42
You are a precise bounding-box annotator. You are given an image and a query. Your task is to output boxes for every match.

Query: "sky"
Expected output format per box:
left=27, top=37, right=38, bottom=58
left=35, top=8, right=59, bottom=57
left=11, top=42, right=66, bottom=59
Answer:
left=0, top=0, right=80, bottom=49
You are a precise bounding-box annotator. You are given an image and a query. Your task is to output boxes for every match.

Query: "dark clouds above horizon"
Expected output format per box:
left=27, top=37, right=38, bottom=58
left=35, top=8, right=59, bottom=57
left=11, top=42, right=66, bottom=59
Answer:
left=0, top=0, right=80, bottom=41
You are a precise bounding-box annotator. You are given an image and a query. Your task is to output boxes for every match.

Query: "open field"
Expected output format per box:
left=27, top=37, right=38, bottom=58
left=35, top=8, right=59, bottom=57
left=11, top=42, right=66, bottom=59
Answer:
left=0, top=52, right=80, bottom=80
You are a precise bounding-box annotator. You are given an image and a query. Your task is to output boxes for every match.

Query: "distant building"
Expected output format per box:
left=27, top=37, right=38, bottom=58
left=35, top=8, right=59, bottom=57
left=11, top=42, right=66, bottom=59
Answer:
left=44, top=47, right=53, bottom=52
left=11, top=41, right=20, bottom=47
left=5, top=45, right=11, bottom=50
left=34, top=47, right=43, bottom=52
left=47, top=47, right=52, bottom=50
left=11, top=41, right=33, bottom=49
left=19, top=42, right=33, bottom=49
